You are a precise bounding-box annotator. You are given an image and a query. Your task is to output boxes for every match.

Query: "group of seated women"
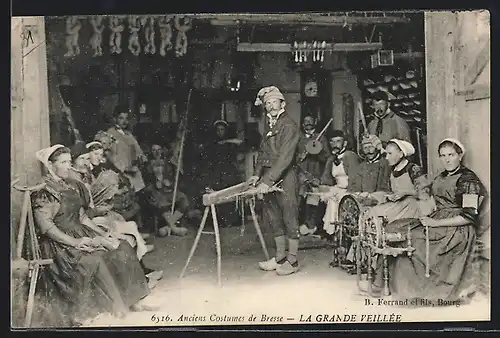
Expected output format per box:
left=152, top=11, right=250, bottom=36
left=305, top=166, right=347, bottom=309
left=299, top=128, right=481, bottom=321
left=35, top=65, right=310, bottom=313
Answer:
left=317, top=135, right=487, bottom=304
left=31, top=136, right=166, bottom=326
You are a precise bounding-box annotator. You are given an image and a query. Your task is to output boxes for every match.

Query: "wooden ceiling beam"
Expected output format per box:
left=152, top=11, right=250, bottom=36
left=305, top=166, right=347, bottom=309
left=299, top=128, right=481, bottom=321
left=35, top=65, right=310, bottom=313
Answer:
left=236, top=42, right=383, bottom=52
left=209, top=15, right=410, bottom=26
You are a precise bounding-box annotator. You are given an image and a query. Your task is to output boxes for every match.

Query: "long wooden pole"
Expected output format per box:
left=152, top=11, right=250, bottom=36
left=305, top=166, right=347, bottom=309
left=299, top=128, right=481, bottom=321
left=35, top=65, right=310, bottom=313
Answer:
left=170, top=89, right=193, bottom=216
left=358, top=101, right=368, bottom=135
left=356, top=101, right=369, bottom=158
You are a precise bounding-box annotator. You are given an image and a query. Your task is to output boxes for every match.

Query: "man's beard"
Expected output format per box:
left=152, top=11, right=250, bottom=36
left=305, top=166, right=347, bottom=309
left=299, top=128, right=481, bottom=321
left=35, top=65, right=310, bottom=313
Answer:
left=303, top=124, right=314, bottom=131
left=332, top=147, right=341, bottom=153
left=365, top=152, right=377, bottom=160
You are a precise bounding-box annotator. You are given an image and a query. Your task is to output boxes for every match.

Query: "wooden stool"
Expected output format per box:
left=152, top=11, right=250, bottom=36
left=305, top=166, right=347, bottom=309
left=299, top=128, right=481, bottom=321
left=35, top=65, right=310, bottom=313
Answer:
left=12, top=179, right=53, bottom=327
left=179, top=194, right=270, bottom=287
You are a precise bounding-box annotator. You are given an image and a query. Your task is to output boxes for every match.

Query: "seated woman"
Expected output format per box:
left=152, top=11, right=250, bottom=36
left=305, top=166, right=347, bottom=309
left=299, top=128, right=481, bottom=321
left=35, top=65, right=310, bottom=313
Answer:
left=349, top=139, right=434, bottom=273
left=362, top=138, right=486, bottom=303
left=88, top=138, right=146, bottom=232
left=68, top=142, right=94, bottom=190
left=32, top=145, right=156, bottom=326
left=67, top=142, right=157, bottom=262
left=362, top=139, right=433, bottom=223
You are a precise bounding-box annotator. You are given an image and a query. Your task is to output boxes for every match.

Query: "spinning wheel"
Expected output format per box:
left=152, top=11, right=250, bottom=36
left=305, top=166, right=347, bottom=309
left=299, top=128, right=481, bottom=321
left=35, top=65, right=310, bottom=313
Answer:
left=333, top=194, right=377, bottom=271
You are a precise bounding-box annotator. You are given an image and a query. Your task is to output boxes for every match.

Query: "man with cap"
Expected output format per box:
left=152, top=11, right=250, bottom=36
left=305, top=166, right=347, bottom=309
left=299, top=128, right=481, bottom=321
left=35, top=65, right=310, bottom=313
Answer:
left=296, top=114, right=329, bottom=236
left=342, top=134, right=391, bottom=272
left=349, top=134, right=391, bottom=195
left=248, top=85, right=301, bottom=276
left=107, top=104, right=148, bottom=194
left=319, top=130, right=360, bottom=236
left=367, top=91, right=411, bottom=147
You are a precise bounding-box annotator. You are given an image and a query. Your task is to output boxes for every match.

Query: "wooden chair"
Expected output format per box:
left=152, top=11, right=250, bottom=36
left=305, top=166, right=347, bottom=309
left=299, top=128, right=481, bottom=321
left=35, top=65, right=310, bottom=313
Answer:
left=12, top=178, right=53, bottom=327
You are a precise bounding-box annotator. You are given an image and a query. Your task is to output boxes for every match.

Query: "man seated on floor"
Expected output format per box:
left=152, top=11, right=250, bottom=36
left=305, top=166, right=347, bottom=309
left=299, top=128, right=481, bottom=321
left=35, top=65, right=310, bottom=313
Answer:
left=145, top=143, right=167, bottom=183
left=144, top=160, right=201, bottom=237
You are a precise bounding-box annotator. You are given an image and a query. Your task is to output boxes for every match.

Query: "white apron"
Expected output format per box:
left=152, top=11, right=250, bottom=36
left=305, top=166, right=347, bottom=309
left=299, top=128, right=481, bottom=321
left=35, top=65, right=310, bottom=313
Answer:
left=92, top=210, right=148, bottom=260
left=322, top=161, right=349, bottom=235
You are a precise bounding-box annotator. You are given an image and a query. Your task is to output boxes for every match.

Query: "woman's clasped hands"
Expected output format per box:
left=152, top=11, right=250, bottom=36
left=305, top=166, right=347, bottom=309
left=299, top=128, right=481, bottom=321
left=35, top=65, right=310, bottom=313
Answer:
left=74, top=233, right=122, bottom=252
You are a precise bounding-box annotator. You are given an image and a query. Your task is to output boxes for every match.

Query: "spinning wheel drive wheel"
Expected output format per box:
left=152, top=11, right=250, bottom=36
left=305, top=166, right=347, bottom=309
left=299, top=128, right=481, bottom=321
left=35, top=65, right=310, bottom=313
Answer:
left=334, top=194, right=363, bottom=271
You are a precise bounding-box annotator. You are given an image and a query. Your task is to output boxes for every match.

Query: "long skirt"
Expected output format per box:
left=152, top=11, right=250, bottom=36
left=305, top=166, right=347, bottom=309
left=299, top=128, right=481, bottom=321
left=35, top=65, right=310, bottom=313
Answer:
left=37, top=237, right=149, bottom=326
left=374, top=208, right=478, bottom=302
left=365, top=196, right=422, bottom=224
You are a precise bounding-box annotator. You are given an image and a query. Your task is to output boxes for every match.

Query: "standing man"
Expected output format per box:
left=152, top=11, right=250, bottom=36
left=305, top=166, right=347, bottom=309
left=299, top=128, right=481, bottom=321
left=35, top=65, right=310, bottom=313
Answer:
left=107, top=104, right=148, bottom=194
left=367, top=91, right=411, bottom=146
left=248, top=86, right=301, bottom=276
left=296, top=114, right=329, bottom=236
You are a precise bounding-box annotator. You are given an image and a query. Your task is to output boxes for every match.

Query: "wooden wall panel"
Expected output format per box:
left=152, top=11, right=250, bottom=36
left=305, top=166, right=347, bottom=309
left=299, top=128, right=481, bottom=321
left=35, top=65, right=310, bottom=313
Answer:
left=424, top=11, right=490, bottom=289
left=11, top=16, right=51, bottom=256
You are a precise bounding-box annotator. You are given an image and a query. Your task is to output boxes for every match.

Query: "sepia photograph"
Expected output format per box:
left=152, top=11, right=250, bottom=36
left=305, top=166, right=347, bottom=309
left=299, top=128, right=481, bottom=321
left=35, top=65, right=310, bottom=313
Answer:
left=11, top=10, right=490, bottom=329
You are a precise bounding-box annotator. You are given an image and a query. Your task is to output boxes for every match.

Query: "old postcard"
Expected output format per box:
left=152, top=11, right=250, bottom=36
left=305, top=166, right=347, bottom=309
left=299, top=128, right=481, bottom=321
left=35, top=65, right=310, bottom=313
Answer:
left=11, top=10, right=490, bottom=329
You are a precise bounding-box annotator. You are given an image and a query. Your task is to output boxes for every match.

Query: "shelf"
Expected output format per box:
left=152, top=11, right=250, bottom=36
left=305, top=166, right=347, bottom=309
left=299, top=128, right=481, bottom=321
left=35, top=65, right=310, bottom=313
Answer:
left=359, top=64, right=426, bottom=128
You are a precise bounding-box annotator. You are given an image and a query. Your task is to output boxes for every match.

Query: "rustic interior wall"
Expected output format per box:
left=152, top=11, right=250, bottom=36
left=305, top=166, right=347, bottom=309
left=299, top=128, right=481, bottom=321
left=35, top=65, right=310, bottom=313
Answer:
left=331, top=70, right=362, bottom=139
left=11, top=17, right=51, bottom=253
left=11, top=16, right=51, bottom=327
left=425, top=10, right=490, bottom=291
